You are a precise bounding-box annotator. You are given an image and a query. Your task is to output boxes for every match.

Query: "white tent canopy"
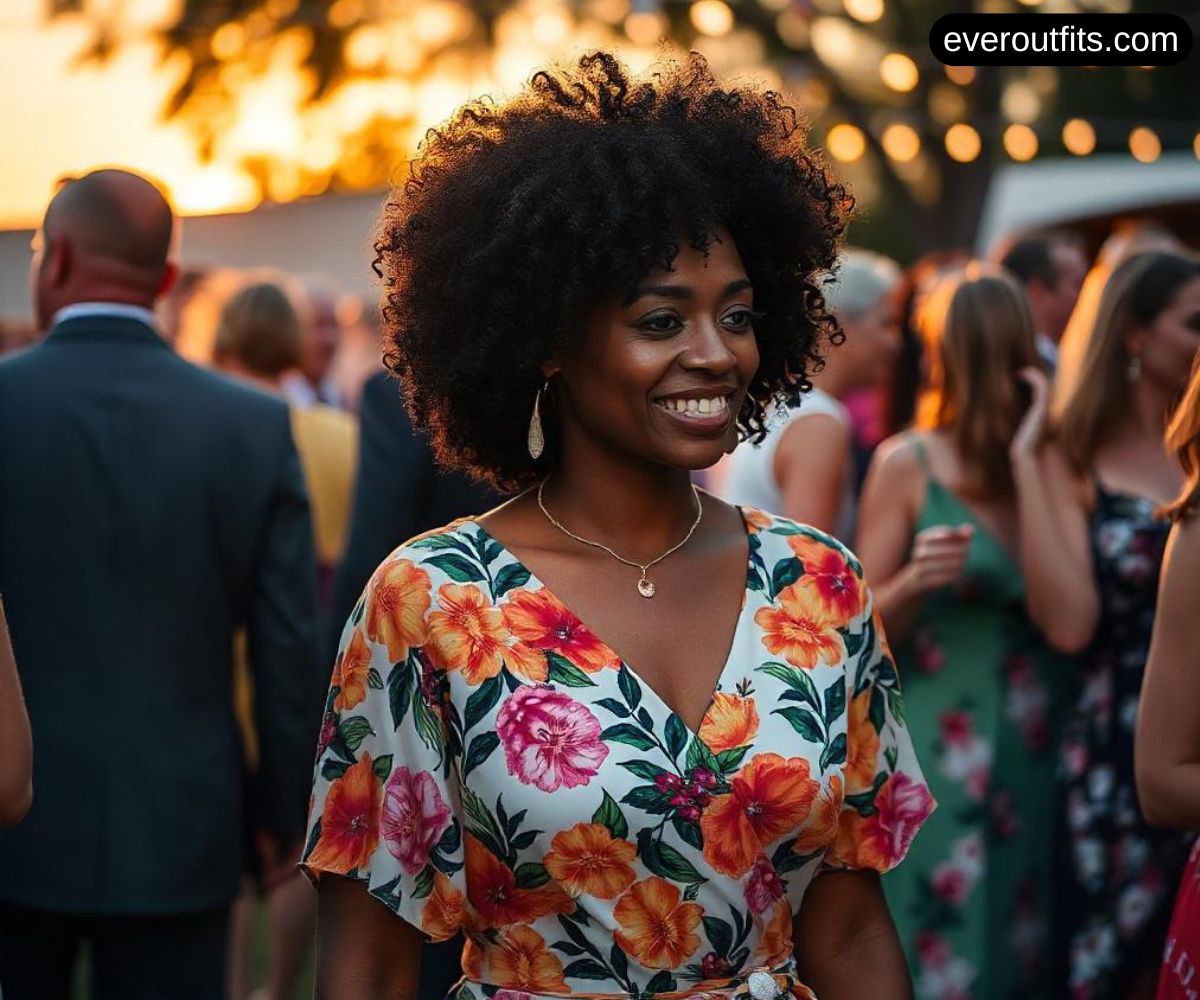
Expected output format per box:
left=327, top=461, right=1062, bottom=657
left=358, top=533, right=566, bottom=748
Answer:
left=976, top=152, right=1200, bottom=255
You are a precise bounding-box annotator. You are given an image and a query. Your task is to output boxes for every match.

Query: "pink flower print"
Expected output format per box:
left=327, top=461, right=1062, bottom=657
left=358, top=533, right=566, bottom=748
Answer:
left=496, top=685, right=609, bottom=792
left=380, top=767, right=451, bottom=874
left=932, top=865, right=970, bottom=906
left=869, top=772, right=936, bottom=869
left=990, top=789, right=1020, bottom=839
left=1005, top=655, right=1050, bottom=751
left=915, top=629, right=945, bottom=675
left=493, top=993, right=535, bottom=1000
left=914, top=932, right=977, bottom=1000
left=938, top=711, right=991, bottom=801
left=744, top=855, right=785, bottom=915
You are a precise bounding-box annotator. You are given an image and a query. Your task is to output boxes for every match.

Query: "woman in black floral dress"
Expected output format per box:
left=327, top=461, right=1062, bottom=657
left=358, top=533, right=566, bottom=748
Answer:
left=1012, top=250, right=1200, bottom=998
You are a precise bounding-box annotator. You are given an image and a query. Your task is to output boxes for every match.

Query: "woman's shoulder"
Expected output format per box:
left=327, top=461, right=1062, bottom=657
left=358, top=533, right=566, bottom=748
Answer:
left=361, top=518, right=506, bottom=600
left=742, top=506, right=864, bottom=573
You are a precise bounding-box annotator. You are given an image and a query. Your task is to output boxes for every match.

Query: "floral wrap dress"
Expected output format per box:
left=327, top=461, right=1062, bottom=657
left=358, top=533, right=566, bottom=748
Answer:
left=301, top=510, right=934, bottom=1000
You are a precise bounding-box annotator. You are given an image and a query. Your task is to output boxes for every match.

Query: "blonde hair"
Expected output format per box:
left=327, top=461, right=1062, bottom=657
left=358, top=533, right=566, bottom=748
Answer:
left=1054, top=251, right=1200, bottom=473
left=1163, top=352, right=1200, bottom=521
left=915, top=264, right=1040, bottom=498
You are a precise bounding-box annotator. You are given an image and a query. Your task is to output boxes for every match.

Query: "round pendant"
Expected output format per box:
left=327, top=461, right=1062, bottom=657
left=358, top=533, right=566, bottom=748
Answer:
left=748, top=971, right=781, bottom=1000
left=637, top=578, right=656, bottom=599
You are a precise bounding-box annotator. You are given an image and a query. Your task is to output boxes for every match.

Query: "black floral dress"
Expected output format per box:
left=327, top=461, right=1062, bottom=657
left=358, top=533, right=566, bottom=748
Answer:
left=1057, top=479, right=1192, bottom=998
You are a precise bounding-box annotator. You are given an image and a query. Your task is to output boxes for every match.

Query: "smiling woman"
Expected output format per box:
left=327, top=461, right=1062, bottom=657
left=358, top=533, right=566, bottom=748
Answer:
left=304, top=50, right=932, bottom=1000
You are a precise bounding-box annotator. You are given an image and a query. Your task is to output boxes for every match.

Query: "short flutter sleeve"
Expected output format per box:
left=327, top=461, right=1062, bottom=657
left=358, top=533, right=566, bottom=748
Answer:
left=300, top=553, right=467, bottom=941
left=823, top=593, right=934, bottom=874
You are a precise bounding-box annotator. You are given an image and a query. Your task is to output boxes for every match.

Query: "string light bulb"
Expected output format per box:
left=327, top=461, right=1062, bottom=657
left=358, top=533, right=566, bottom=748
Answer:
left=881, top=123, right=920, bottom=162
left=880, top=52, right=919, bottom=93
left=1062, top=118, right=1096, bottom=156
left=1129, top=126, right=1160, bottom=163
left=827, top=123, right=867, bottom=162
left=945, top=123, right=981, bottom=162
left=1003, top=124, right=1038, bottom=161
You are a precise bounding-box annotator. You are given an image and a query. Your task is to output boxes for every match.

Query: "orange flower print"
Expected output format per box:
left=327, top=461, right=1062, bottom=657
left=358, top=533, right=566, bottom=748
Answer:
left=872, top=604, right=894, bottom=662
left=332, top=627, right=373, bottom=711
left=613, top=876, right=703, bottom=969
left=698, top=692, right=760, bottom=753
left=421, top=872, right=466, bottom=942
left=465, top=835, right=572, bottom=928
left=754, top=582, right=845, bottom=670
left=490, top=924, right=567, bottom=993
left=701, top=753, right=819, bottom=877
left=830, top=772, right=934, bottom=873
left=503, top=589, right=620, bottom=674
left=365, top=559, right=431, bottom=663
left=754, top=898, right=795, bottom=967
left=787, top=534, right=866, bottom=622
left=791, top=775, right=844, bottom=855
left=742, top=508, right=774, bottom=534
left=306, top=754, right=382, bottom=875
left=427, top=584, right=545, bottom=685
left=845, top=691, right=881, bottom=795
left=544, top=823, right=637, bottom=899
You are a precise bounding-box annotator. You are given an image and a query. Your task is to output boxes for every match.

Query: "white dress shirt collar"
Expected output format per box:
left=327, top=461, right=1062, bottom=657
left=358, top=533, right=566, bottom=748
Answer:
left=53, top=302, right=159, bottom=331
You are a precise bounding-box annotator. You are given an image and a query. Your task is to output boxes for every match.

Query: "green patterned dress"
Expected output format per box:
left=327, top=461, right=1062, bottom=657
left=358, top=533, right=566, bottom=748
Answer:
left=882, top=442, right=1067, bottom=1000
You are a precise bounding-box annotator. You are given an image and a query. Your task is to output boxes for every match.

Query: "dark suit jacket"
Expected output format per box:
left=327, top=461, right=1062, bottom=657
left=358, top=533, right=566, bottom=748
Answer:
left=0, top=315, right=323, bottom=915
left=329, top=371, right=500, bottom=658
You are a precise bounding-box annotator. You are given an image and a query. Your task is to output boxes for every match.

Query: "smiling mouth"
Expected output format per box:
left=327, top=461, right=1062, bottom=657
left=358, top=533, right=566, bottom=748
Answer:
left=653, top=395, right=731, bottom=417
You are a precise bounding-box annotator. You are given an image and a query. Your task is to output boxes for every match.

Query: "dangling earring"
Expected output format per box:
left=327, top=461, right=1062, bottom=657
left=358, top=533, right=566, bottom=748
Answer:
left=1127, top=355, right=1143, bottom=383
left=527, top=380, right=548, bottom=459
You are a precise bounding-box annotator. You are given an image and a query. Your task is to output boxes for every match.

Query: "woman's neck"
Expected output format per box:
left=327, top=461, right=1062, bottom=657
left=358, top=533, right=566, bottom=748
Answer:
left=541, top=454, right=702, bottom=564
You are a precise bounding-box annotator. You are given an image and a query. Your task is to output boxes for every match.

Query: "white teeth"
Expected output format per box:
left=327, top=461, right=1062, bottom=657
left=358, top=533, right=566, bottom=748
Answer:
left=658, top=396, right=728, bottom=415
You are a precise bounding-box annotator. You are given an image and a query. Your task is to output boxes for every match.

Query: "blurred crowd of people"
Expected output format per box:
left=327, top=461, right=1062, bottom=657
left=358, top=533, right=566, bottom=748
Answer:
left=0, top=166, right=1198, bottom=1000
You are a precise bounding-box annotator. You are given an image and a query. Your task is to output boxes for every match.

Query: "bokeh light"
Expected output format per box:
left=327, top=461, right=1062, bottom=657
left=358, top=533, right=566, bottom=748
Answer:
left=944, top=123, right=981, bottom=162
left=1003, top=123, right=1038, bottom=161
left=844, top=0, right=885, bottom=23
left=1129, top=126, right=1161, bottom=163
left=691, top=0, right=735, bottom=37
left=881, top=122, right=920, bottom=162
left=1062, top=118, right=1096, bottom=156
left=880, top=52, right=918, bottom=93
left=826, top=123, right=867, bottom=162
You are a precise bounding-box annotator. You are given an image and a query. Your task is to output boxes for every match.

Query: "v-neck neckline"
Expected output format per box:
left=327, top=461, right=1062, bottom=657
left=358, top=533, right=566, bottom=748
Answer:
left=924, top=479, right=1021, bottom=572
left=467, top=506, right=756, bottom=740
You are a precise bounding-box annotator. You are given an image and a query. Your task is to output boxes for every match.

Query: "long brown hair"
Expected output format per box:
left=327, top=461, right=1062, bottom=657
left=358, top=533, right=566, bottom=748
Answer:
left=1054, top=251, right=1200, bottom=472
left=1163, top=352, right=1200, bottom=521
left=915, top=264, right=1041, bottom=498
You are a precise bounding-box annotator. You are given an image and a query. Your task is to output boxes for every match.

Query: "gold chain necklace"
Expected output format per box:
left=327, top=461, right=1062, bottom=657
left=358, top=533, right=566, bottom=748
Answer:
left=535, top=480, right=703, bottom=599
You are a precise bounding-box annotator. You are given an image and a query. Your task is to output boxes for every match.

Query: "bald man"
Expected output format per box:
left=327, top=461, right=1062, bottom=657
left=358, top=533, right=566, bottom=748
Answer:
left=0, top=169, right=323, bottom=999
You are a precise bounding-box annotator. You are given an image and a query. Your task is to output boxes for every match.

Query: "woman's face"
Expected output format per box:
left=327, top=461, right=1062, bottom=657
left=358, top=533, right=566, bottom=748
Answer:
left=1135, top=275, right=1200, bottom=395
left=838, top=296, right=901, bottom=389
left=554, top=232, right=760, bottom=473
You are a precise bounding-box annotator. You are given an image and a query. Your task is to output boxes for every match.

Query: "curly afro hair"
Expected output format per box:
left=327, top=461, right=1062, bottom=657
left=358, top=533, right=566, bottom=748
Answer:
left=377, top=50, right=853, bottom=491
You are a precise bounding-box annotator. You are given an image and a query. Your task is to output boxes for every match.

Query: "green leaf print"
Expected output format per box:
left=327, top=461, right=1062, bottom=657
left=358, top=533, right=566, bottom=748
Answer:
left=618, top=666, right=642, bottom=709
left=412, top=691, right=444, bottom=755
left=321, top=759, right=349, bottom=782
left=609, top=941, right=630, bottom=982
left=369, top=874, right=404, bottom=911
left=339, top=716, right=375, bottom=752
left=412, top=864, right=436, bottom=900
left=411, top=533, right=476, bottom=556
left=772, top=706, right=825, bottom=744
left=715, top=746, right=751, bottom=773
left=672, top=816, right=704, bottom=850
left=436, top=818, right=461, bottom=855
left=514, top=862, right=551, bottom=889
left=593, top=789, right=629, bottom=839
left=769, top=558, right=804, bottom=599
left=350, top=596, right=365, bottom=626
left=548, top=652, right=596, bottom=688
left=621, top=787, right=673, bottom=814
left=637, top=828, right=706, bottom=885
left=596, top=697, right=631, bottom=718
left=758, top=662, right=821, bottom=713
left=619, top=760, right=669, bottom=782
left=667, top=715, right=686, bottom=758
left=644, top=971, right=678, bottom=994
left=822, top=678, right=846, bottom=730
left=820, top=733, right=848, bottom=772
left=422, top=553, right=487, bottom=583
left=463, top=732, right=500, bottom=777
left=372, top=754, right=394, bottom=781
left=493, top=563, right=531, bottom=599
left=685, top=737, right=721, bottom=776
left=601, top=724, right=657, bottom=751
left=563, top=959, right=612, bottom=981
left=367, top=667, right=384, bottom=690
left=703, top=915, right=734, bottom=956
left=464, top=675, right=502, bottom=732
left=388, top=660, right=414, bottom=731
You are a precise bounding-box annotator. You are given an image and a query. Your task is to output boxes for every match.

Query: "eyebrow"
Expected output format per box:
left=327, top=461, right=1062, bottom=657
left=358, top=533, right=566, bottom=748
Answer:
left=627, top=277, right=753, bottom=304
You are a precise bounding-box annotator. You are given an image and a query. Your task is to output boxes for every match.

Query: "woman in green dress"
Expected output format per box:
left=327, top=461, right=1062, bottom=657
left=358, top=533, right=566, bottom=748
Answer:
left=856, top=265, right=1066, bottom=998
